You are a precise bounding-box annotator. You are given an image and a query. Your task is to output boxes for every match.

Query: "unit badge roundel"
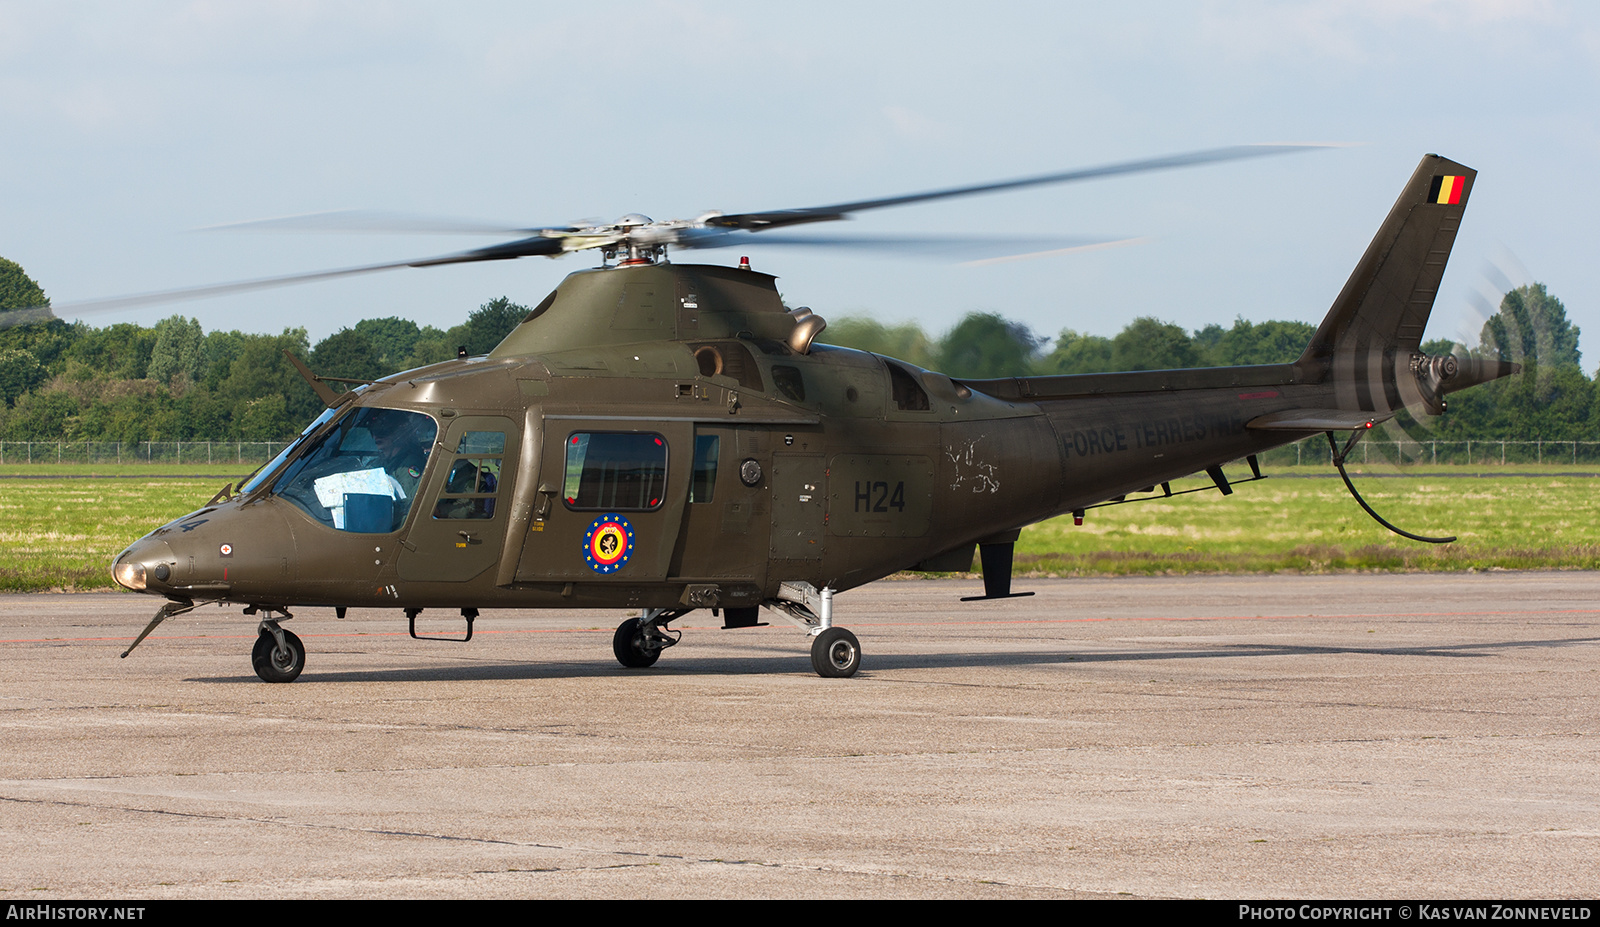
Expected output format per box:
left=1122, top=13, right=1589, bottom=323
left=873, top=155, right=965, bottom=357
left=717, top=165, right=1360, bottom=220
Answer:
left=583, top=514, right=635, bottom=574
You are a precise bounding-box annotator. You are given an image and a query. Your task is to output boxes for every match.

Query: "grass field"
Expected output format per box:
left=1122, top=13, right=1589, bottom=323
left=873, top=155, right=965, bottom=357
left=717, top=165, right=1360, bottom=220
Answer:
left=0, top=475, right=225, bottom=592
left=1012, top=469, right=1600, bottom=575
left=1, top=464, right=1595, bottom=592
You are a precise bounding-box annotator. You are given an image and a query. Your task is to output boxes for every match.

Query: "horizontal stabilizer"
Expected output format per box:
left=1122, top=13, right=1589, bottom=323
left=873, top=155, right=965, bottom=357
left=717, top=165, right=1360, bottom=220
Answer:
left=1247, top=408, right=1395, bottom=432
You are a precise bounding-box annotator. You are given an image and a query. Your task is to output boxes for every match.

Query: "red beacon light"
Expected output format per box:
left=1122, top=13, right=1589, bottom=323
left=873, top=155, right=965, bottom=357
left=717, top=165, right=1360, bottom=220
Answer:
left=738, top=256, right=751, bottom=270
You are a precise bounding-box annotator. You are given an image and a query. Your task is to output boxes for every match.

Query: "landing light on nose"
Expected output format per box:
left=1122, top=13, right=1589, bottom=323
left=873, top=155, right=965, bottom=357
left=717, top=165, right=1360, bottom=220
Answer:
left=112, top=561, right=145, bottom=591
left=112, top=555, right=170, bottom=591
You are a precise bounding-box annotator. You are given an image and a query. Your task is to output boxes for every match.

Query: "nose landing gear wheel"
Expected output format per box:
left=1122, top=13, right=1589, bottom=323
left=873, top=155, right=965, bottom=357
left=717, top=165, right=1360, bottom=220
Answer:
left=251, top=628, right=305, bottom=683
left=612, top=618, right=661, bottom=668
left=810, top=627, right=861, bottom=678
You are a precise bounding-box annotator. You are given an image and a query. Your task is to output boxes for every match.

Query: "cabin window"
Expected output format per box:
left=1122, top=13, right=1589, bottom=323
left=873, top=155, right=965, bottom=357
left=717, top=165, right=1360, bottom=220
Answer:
left=271, top=407, right=439, bottom=533
left=691, top=434, right=719, bottom=503
left=432, top=431, right=505, bottom=520
left=562, top=432, right=668, bottom=510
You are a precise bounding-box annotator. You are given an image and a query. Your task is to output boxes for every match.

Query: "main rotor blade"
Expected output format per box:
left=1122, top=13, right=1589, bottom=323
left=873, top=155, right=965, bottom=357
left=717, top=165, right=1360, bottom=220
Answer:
left=201, top=209, right=559, bottom=237
left=708, top=143, right=1336, bottom=231
left=7, top=236, right=569, bottom=327
left=676, top=229, right=1139, bottom=261
left=3, top=258, right=422, bottom=328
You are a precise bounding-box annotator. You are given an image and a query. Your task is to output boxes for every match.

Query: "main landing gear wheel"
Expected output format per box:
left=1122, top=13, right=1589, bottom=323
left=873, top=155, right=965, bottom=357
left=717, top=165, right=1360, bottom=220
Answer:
left=810, top=627, right=861, bottom=678
left=252, top=628, right=305, bottom=683
left=613, top=618, right=661, bottom=669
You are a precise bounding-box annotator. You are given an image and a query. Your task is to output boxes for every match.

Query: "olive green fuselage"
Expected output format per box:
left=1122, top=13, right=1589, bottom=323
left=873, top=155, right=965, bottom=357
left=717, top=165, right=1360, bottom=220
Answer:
left=115, top=262, right=1325, bottom=614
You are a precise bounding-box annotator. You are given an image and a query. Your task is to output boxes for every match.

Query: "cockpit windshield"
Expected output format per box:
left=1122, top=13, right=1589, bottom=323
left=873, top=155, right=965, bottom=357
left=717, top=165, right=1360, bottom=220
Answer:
left=270, top=407, right=438, bottom=533
left=238, top=406, right=341, bottom=497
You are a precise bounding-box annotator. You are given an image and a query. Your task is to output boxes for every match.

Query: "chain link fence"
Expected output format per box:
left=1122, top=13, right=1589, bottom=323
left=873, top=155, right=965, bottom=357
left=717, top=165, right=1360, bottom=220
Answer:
left=1257, top=438, right=1600, bottom=467
left=4, top=438, right=1600, bottom=468
left=0, top=441, right=292, bottom=466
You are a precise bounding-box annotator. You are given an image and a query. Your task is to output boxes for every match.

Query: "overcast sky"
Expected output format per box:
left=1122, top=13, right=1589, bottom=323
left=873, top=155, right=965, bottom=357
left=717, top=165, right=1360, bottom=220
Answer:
left=2, top=1, right=1595, bottom=362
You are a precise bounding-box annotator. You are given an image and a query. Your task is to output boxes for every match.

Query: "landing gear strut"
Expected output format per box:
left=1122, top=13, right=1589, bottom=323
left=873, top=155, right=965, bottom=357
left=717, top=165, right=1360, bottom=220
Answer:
left=769, top=581, right=862, bottom=678
left=250, top=612, right=304, bottom=683
left=610, top=589, right=864, bottom=678
left=810, top=626, right=861, bottom=678
left=611, top=609, right=685, bottom=669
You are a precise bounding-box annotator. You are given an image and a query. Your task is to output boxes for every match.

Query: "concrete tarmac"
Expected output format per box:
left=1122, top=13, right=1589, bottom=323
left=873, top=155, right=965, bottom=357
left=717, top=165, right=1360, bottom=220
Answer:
left=1, top=573, right=1596, bottom=899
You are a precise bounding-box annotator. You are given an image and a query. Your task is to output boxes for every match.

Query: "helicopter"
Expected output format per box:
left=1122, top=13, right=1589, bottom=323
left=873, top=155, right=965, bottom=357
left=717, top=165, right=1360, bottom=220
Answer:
left=101, top=147, right=1515, bottom=681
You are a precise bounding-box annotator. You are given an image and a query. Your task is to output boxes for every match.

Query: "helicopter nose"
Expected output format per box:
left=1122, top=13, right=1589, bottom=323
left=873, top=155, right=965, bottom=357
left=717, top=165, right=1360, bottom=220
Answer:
left=111, top=538, right=176, bottom=593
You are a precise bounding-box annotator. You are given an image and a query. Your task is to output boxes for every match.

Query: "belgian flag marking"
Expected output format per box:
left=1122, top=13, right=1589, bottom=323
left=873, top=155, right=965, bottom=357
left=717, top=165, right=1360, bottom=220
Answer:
left=1428, top=175, right=1465, bottom=205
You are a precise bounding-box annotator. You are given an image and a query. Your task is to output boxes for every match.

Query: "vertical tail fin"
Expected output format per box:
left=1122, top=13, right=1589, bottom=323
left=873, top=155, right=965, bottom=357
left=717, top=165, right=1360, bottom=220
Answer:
left=1297, top=155, right=1476, bottom=414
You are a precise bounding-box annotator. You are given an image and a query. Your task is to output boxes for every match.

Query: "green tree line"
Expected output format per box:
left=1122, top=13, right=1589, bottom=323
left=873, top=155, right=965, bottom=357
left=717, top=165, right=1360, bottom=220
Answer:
left=0, top=257, right=527, bottom=441
left=820, top=312, right=1328, bottom=376
left=0, top=254, right=1593, bottom=441
left=817, top=283, right=1598, bottom=441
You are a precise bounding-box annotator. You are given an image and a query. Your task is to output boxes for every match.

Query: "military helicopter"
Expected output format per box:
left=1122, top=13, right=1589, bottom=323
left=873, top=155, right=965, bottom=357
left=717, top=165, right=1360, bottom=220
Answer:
left=101, top=147, right=1515, bottom=680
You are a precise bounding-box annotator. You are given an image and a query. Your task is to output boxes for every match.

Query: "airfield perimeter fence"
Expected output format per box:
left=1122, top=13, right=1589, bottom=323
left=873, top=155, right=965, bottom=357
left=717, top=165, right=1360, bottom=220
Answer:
left=0, top=440, right=293, bottom=466
left=4, top=438, right=1600, bottom=469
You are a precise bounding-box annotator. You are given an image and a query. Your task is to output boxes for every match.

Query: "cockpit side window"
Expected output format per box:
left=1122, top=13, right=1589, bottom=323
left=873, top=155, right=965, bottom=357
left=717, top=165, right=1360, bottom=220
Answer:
left=432, top=431, right=505, bottom=520
left=272, top=408, right=439, bottom=533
